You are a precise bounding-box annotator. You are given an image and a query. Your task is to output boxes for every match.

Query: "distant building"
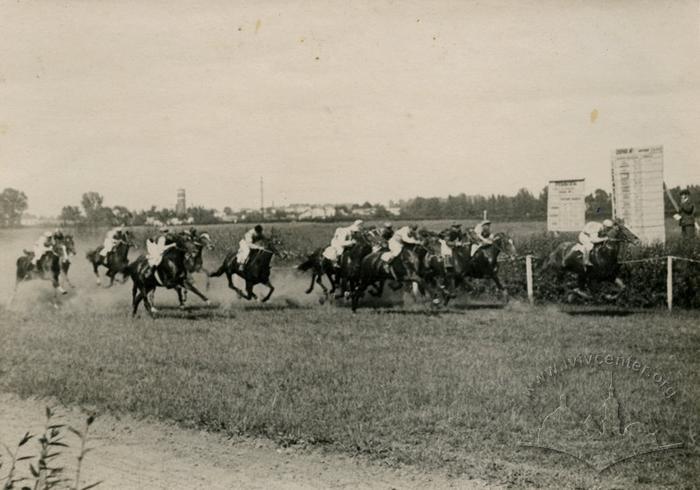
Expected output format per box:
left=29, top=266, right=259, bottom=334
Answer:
left=176, top=188, right=187, bottom=216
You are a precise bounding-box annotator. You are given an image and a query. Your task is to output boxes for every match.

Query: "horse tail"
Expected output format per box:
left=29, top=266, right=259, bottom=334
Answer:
left=86, top=248, right=98, bottom=262
left=297, top=254, right=316, bottom=272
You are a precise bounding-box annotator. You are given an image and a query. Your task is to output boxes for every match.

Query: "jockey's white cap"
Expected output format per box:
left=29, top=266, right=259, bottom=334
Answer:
left=603, top=219, right=614, bottom=227
left=480, top=220, right=491, bottom=226
left=383, top=222, right=392, bottom=228
left=353, top=219, right=363, bottom=227
left=159, top=226, right=170, bottom=232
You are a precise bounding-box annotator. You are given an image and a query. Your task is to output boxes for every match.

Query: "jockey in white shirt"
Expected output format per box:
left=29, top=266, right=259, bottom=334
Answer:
left=471, top=220, right=494, bottom=256
left=382, top=225, right=421, bottom=263
left=31, top=231, right=54, bottom=266
left=323, top=220, right=363, bottom=264
left=236, top=225, right=267, bottom=271
left=100, top=225, right=125, bottom=257
left=578, top=219, right=613, bottom=267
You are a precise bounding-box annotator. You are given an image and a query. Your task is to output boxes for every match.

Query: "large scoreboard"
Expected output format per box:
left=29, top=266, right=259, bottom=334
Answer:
left=611, top=146, right=665, bottom=244
left=547, top=179, right=586, bottom=232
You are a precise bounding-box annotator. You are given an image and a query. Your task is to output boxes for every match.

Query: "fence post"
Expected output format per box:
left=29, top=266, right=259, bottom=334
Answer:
left=526, top=255, right=534, bottom=305
left=666, top=256, right=673, bottom=312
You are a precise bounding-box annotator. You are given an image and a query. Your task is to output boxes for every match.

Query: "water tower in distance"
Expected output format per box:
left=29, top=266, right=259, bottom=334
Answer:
left=175, top=188, right=187, bottom=216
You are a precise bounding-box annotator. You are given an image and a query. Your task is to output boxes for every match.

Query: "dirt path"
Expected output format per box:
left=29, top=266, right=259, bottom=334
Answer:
left=0, top=394, right=497, bottom=489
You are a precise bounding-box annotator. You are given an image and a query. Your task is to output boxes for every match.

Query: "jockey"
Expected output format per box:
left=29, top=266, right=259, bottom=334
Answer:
left=31, top=231, right=54, bottom=266
left=323, top=219, right=363, bottom=264
left=100, top=225, right=125, bottom=257
left=237, top=225, right=267, bottom=271
left=471, top=220, right=494, bottom=256
left=369, top=222, right=394, bottom=252
left=439, top=223, right=464, bottom=268
left=380, top=222, right=394, bottom=242
left=382, top=224, right=421, bottom=263
left=146, top=226, right=177, bottom=268
left=578, top=219, right=613, bottom=267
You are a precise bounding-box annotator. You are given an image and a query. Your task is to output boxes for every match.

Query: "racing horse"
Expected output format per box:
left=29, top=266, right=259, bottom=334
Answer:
left=57, top=234, right=77, bottom=288
left=86, top=230, right=137, bottom=287
left=11, top=239, right=68, bottom=307
left=128, top=233, right=210, bottom=317
left=297, top=247, right=338, bottom=298
left=209, top=236, right=282, bottom=302
left=541, top=219, right=639, bottom=301
left=334, top=231, right=374, bottom=300
left=456, top=232, right=517, bottom=301
left=173, top=231, right=215, bottom=307
left=350, top=242, right=429, bottom=312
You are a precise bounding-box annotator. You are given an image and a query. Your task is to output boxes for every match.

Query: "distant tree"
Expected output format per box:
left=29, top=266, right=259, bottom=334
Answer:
left=112, top=205, right=133, bottom=224
left=223, top=206, right=233, bottom=215
left=59, top=205, right=83, bottom=225
left=187, top=206, right=220, bottom=224
left=0, top=188, right=28, bottom=227
left=81, top=192, right=105, bottom=225
left=585, top=189, right=612, bottom=219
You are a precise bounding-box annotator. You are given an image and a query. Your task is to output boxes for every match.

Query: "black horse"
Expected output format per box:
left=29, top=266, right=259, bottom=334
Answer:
left=173, top=231, right=215, bottom=307
left=128, top=234, right=210, bottom=317
left=12, top=239, right=68, bottom=307
left=86, top=230, right=137, bottom=287
left=454, top=232, right=517, bottom=301
left=334, top=232, right=374, bottom=300
left=297, top=248, right=338, bottom=298
left=541, top=220, right=639, bottom=301
left=56, top=234, right=77, bottom=289
left=350, top=243, right=428, bottom=312
left=209, top=237, right=282, bottom=302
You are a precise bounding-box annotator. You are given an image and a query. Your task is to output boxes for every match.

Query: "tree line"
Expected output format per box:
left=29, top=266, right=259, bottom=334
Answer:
left=0, top=185, right=697, bottom=228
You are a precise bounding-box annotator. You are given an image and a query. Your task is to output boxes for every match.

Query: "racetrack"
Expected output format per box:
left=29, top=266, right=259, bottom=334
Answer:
left=1, top=225, right=699, bottom=488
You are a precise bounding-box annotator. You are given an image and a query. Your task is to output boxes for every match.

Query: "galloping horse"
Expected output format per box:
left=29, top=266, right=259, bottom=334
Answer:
left=57, top=234, right=77, bottom=288
left=350, top=242, right=428, bottom=312
left=456, top=232, right=517, bottom=300
left=86, top=230, right=137, bottom=287
left=128, top=234, right=210, bottom=317
left=12, top=240, right=67, bottom=306
left=335, top=232, right=374, bottom=300
left=541, top=219, right=639, bottom=300
left=173, top=231, right=214, bottom=307
left=297, top=248, right=338, bottom=297
left=209, top=237, right=282, bottom=302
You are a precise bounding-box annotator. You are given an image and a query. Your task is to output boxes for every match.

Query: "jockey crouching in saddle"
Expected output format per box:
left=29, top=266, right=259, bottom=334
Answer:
left=31, top=231, right=55, bottom=267
left=574, top=219, right=614, bottom=270
left=100, top=225, right=125, bottom=262
left=470, top=220, right=494, bottom=257
left=323, top=220, right=364, bottom=266
left=145, top=226, right=178, bottom=274
left=438, top=223, right=465, bottom=270
left=381, top=224, right=421, bottom=280
left=237, top=224, right=267, bottom=273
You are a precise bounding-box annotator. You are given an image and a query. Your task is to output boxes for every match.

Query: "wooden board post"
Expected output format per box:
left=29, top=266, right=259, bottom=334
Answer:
left=526, top=255, right=534, bottom=305
left=667, top=256, right=673, bottom=311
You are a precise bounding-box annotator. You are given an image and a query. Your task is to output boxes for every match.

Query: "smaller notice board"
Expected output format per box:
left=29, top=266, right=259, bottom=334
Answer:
left=547, top=179, right=586, bottom=232
left=611, top=146, right=665, bottom=244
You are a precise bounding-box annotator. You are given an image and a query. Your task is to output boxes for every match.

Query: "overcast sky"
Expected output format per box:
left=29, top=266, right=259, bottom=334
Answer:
left=1, top=0, right=698, bottom=216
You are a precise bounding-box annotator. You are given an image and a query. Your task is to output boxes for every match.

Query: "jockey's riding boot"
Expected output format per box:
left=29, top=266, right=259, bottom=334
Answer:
left=388, top=262, right=399, bottom=281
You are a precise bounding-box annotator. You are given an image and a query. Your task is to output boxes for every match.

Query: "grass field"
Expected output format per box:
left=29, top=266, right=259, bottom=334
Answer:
left=1, top=223, right=699, bottom=488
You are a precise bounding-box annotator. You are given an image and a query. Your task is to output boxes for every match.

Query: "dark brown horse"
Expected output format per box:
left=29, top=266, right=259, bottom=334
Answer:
left=541, top=220, right=639, bottom=301
left=128, top=234, right=210, bottom=317
left=86, top=230, right=137, bottom=287
left=209, top=237, right=282, bottom=302
left=297, top=248, right=338, bottom=298
left=335, top=232, right=374, bottom=300
left=454, top=232, right=517, bottom=301
left=173, top=231, right=214, bottom=307
left=11, top=239, right=67, bottom=307
left=57, top=234, right=77, bottom=289
left=350, top=243, right=428, bottom=312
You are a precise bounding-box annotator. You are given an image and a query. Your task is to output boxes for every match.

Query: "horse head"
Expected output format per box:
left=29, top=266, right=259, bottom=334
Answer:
left=608, top=219, right=640, bottom=245
left=492, top=232, right=517, bottom=258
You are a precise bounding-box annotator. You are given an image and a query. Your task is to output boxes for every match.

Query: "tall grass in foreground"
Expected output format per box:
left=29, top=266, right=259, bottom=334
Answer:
left=0, top=305, right=697, bottom=488
left=0, top=408, right=100, bottom=490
